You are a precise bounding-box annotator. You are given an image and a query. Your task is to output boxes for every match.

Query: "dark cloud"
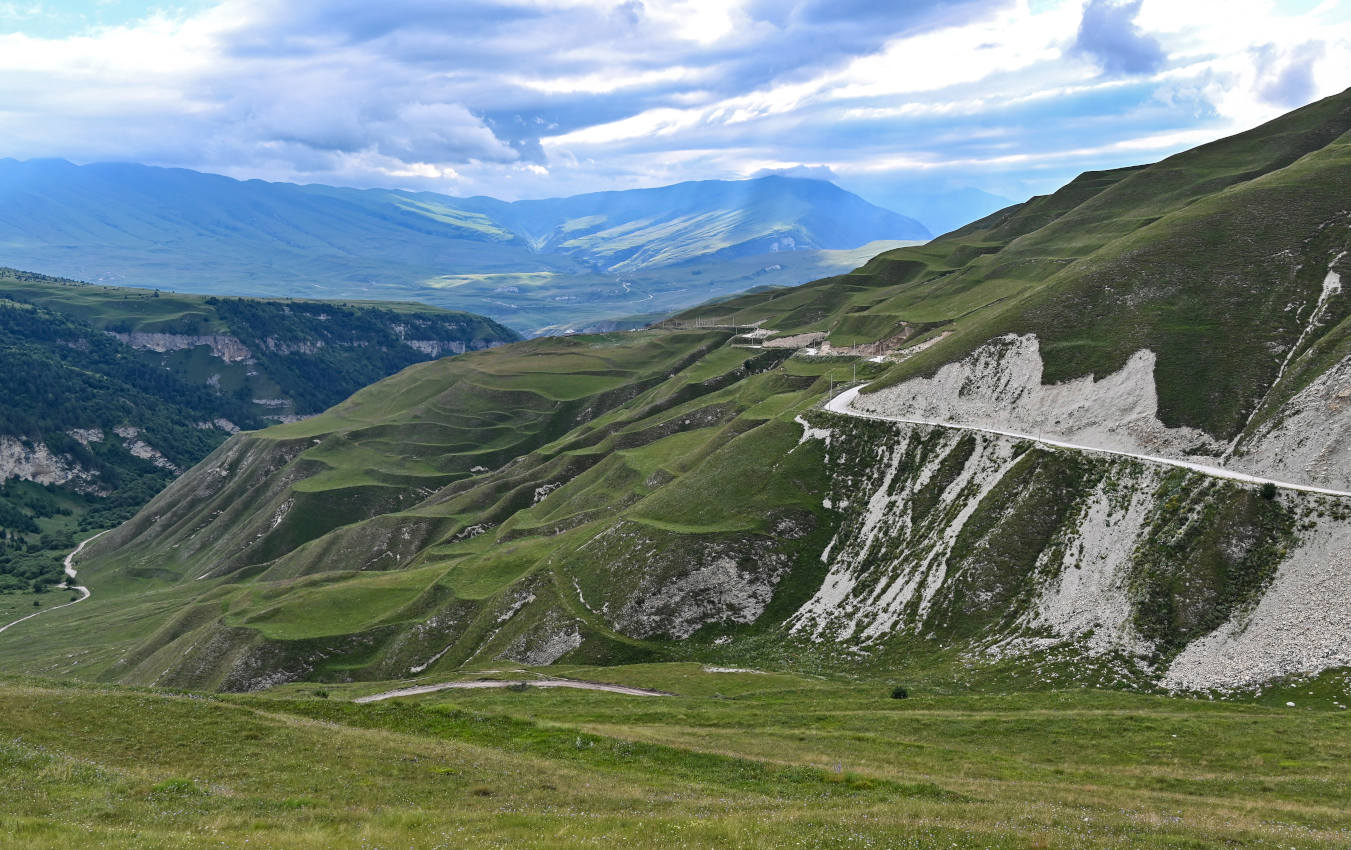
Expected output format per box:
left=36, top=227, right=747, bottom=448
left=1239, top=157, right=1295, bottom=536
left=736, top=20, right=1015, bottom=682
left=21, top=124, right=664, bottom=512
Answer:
left=1073, top=0, right=1166, bottom=76
left=614, top=1, right=645, bottom=27
left=1254, top=42, right=1325, bottom=107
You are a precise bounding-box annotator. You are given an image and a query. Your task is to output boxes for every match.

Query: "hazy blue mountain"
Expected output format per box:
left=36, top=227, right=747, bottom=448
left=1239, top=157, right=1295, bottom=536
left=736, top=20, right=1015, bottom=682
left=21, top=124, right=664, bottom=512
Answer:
left=0, top=160, right=928, bottom=334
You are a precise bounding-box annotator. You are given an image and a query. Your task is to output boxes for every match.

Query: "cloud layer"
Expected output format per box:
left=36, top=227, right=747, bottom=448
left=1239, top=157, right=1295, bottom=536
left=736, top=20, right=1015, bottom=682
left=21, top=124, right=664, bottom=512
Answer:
left=0, top=0, right=1348, bottom=224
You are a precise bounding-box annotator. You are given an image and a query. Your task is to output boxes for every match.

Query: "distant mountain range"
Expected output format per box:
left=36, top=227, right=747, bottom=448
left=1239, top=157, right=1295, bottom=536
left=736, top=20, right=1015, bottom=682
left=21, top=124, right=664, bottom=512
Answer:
left=0, top=162, right=928, bottom=334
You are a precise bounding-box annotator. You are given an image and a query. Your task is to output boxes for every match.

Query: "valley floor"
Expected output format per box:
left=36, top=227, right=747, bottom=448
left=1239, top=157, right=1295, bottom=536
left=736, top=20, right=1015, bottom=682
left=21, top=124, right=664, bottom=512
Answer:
left=2, top=663, right=1349, bottom=849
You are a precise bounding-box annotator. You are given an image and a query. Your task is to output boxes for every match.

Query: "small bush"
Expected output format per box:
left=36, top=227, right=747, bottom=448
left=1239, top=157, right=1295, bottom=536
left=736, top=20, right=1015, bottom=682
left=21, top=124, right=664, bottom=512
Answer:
left=890, top=686, right=908, bottom=700
left=312, top=689, right=329, bottom=699
left=1260, top=482, right=1278, bottom=500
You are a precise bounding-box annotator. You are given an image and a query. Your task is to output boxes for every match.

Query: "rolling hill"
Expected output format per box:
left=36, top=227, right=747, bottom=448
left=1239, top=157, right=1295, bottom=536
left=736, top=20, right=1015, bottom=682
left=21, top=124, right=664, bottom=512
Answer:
left=6, top=89, right=1351, bottom=704
left=0, top=163, right=927, bottom=334
left=0, top=267, right=515, bottom=592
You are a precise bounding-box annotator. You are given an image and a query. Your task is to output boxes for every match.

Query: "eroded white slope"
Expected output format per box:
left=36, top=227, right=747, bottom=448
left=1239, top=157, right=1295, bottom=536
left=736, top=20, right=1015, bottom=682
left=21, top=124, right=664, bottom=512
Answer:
left=791, top=422, right=1161, bottom=658
left=797, top=327, right=1351, bottom=690
left=1163, top=518, right=1351, bottom=691
left=790, top=429, right=1022, bottom=642
left=852, top=334, right=1223, bottom=458
left=1233, top=356, right=1351, bottom=491
left=1017, top=466, right=1160, bottom=657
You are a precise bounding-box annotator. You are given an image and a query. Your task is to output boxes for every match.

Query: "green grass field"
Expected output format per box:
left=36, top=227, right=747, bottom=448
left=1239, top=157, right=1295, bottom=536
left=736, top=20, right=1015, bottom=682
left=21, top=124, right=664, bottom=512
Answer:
left=1, top=663, right=1348, bottom=848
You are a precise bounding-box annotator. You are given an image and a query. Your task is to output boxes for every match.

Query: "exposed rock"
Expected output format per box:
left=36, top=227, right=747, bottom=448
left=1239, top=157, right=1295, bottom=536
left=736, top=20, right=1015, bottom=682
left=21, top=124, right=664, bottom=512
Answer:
left=852, top=334, right=1225, bottom=459
left=67, top=427, right=104, bottom=445
left=794, top=411, right=1351, bottom=691
left=1235, top=350, right=1351, bottom=490
left=406, top=339, right=469, bottom=357
left=0, top=435, right=100, bottom=491
left=262, top=337, right=325, bottom=355
left=501, top=613, right=583, bottom=665
left=110, top=332, right=252, bottom=363
left=113, top=425, right=179, bottom=472
left=1162, top=515, right=1351, bottom=691
left=579, top=521, right=793, bottom=640
left=194, top=419, right=240, bottom=434
left=619, top=551, right=788, bottom=639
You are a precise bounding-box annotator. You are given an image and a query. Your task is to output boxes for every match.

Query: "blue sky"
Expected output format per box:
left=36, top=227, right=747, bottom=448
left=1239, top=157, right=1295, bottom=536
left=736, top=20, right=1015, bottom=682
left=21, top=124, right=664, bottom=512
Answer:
left=0, top=0, right=1347, bottom=228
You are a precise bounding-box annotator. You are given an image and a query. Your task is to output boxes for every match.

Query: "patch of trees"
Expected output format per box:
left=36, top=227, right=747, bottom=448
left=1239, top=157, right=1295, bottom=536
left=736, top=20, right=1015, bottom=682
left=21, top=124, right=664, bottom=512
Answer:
left=205, top=297, right=515, bottom=413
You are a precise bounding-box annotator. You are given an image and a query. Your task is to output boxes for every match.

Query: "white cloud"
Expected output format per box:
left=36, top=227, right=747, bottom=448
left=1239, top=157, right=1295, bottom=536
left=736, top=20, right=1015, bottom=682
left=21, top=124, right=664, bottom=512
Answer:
left=0, top=0, right=1345, bottom=206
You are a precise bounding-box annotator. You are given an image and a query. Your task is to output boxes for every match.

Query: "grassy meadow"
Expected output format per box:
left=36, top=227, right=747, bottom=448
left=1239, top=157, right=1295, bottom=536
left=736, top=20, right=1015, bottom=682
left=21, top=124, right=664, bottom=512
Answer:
left=1, top=663, right=1349, bottom=848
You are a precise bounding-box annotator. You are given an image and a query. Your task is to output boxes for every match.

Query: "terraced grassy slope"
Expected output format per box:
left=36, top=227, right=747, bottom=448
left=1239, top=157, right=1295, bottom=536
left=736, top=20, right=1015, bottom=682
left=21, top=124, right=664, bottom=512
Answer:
left=8, top=91, right=1351, bottom=698
left=3, top=665, right=1351, bottom=849
left=681, top=88, right=1351, bottom=444
left=0, top=268, right=515, bottom=590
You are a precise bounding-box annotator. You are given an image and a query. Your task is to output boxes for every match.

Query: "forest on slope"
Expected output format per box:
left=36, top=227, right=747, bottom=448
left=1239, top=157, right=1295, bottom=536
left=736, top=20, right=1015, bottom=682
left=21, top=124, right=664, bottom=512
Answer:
left=0, top=268, right=515, bottom=591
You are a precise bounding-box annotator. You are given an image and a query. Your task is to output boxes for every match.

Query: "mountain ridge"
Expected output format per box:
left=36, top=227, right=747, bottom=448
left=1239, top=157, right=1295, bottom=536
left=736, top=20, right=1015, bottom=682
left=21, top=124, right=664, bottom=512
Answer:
left=0, top=161, right=926, bottom=334
left=6, top=90, right=1351, bottom=698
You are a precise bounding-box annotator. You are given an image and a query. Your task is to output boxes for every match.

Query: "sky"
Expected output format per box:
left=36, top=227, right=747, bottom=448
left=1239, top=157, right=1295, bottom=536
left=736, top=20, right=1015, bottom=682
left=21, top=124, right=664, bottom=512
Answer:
left=0, top=0, right=1348, bottom=229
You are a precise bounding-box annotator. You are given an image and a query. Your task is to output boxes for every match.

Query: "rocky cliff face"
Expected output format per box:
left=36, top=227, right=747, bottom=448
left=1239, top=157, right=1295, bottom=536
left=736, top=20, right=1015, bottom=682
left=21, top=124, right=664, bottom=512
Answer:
left=0, top=436, right=101, bottom=491
left=111, top=332, right=253, bottom=363
left=793, top=412, right=1349, bottom=692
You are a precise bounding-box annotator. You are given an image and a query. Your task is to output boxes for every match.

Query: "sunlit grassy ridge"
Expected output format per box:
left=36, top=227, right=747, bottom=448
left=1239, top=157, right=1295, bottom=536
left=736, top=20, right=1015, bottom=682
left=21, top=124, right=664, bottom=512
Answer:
left=681, top=89, right=1351, bottom=440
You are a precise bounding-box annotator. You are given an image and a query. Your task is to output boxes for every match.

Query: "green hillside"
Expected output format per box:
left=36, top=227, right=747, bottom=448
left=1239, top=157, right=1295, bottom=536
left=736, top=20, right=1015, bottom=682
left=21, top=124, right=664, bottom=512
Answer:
left=6, top=90, right=1351, bottom=703
left=681, top=90, right=1351, bottom=442
left=0, top=268, right=515, bottom=590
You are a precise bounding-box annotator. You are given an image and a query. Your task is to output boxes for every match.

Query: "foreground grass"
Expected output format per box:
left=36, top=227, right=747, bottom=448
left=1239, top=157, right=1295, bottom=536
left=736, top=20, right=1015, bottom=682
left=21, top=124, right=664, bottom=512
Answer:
left=1, top=664, right=1349, bottom=848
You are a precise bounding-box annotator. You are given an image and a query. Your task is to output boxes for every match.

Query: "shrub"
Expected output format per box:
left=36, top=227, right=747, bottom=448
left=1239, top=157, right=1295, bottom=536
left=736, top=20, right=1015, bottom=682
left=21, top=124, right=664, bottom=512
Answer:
left=890, top=686, right=908, bottom=700
left=1260, top=482, right=1278, bottom=500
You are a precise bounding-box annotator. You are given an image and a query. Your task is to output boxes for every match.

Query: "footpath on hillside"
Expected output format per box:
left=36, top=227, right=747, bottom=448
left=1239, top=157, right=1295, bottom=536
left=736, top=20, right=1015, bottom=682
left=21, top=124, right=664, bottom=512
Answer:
left=0, top=530, right=107, bottom=636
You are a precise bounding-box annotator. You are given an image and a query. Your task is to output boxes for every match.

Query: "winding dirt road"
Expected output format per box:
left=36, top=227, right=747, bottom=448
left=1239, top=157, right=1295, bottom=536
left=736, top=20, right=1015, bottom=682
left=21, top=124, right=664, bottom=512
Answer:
left=825, top=385, right=1351, bottom=499
left=0, top=530, right=107, bottom=636
left=354, top=677, right=671, bottom=702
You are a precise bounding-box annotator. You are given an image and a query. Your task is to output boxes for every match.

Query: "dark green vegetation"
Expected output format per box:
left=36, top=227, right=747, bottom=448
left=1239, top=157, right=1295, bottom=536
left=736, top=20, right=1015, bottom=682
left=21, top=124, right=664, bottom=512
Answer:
left=2, top=665, right=1350, bottom=848
left=0, top=268, right=514, bottom=589
left=0, top=163, right=925, bottom=334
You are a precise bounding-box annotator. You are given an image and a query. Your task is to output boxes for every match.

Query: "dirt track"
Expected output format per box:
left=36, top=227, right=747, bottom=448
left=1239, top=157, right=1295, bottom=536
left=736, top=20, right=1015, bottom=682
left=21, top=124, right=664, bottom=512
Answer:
left=354, top=677, right=672, bottom=703
left=826, top=385, right=1351, bottom=498
left=0, top=530, right=107, bottom=636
